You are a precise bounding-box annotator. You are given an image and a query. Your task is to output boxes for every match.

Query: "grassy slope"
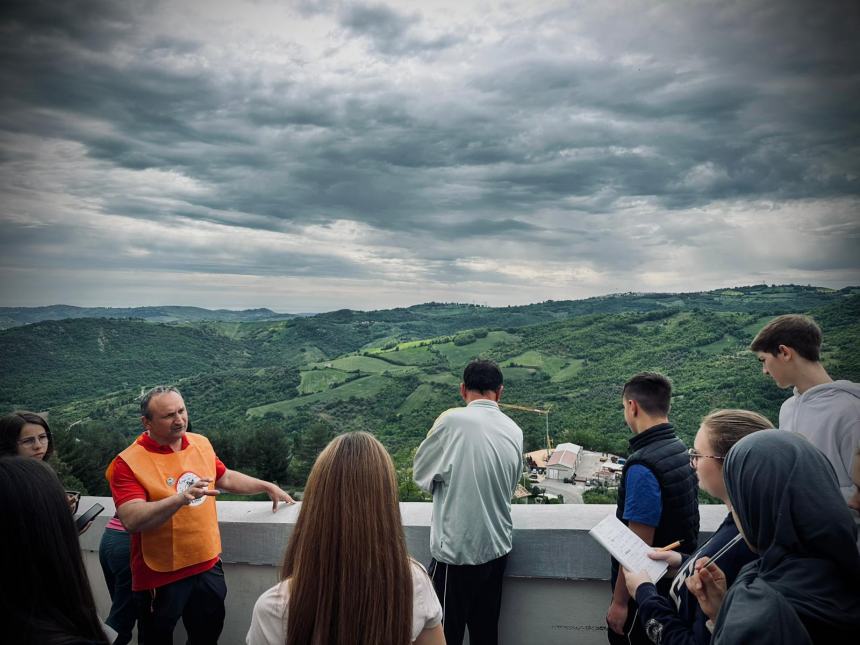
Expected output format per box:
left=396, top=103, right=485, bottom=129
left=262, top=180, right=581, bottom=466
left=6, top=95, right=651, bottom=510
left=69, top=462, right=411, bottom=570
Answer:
left=248, top=374, right=391, bottom=417
left=433, top=331, right=521, bottom=366
left=297, top=368, right=351, bottom=394
left=371, top=345, right=440, bottom=365
left=313, top=355, right=418, bottom=374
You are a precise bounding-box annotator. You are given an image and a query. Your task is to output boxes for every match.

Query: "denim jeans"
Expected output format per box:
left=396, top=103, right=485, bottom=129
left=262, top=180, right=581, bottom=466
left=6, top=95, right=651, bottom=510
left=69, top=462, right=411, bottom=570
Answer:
left=99, top=527, right=140, bottom=645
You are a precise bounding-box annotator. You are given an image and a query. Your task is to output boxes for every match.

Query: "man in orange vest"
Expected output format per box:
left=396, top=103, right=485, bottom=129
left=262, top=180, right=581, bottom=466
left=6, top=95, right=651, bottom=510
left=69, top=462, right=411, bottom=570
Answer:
left=111, top=385, right=293, bottom=644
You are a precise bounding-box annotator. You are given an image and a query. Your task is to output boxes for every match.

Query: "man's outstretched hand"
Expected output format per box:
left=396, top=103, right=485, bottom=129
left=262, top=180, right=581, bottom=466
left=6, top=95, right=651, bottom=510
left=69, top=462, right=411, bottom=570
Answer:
left=266, top=484, right=295, bottom=512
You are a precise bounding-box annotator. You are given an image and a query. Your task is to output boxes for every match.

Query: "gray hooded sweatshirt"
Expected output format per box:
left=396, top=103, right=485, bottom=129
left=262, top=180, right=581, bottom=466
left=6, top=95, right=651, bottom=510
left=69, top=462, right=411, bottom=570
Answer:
left=778, top=379, right=860, bottom=499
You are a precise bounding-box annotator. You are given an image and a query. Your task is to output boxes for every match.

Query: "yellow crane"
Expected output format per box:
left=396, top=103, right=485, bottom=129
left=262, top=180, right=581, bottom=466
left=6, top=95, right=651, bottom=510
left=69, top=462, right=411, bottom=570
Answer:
left=498, top=402, right=554, bottom=456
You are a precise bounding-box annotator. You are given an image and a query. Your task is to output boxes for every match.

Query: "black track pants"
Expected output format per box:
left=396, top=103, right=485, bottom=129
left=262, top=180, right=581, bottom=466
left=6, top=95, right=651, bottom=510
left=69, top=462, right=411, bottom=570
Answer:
left=428, top=554, right=508, bottom=645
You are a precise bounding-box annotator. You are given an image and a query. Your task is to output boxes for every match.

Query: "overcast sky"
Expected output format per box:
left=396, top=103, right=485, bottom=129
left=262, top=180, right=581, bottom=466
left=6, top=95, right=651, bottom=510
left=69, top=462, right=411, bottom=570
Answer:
left=1, top=0, right=858, bottom=312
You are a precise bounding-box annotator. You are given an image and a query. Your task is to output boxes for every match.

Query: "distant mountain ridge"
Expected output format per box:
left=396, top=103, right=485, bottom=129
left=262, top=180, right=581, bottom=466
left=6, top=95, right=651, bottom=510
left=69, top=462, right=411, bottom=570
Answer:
left=4, top=283, right=855, bottom=331
left=4, top=283, right=858, bottom=498
left=0, top=304, right=304, bottom=328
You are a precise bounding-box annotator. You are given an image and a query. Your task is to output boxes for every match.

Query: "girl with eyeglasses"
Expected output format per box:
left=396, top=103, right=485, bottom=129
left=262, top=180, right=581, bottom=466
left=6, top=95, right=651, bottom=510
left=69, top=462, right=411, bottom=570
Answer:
left=0, top=411, right=86, bottom=520
left=0, top=410, right=54, bottom=461
left=622, top=409, right=773, bottom=645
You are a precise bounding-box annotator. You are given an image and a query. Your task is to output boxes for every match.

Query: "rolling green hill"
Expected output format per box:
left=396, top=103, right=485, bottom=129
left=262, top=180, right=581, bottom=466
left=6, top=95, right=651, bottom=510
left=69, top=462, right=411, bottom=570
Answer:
left=0, top=304, right=299, bottom=329
left=2, top=284, right=858, bottom=498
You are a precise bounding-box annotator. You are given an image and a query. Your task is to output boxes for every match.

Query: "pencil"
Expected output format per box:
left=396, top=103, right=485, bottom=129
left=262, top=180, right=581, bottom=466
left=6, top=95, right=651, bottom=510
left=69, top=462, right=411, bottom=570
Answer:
left=697, top=533, right=744, bottom=570
left=656, top=539, right=683, bottom=551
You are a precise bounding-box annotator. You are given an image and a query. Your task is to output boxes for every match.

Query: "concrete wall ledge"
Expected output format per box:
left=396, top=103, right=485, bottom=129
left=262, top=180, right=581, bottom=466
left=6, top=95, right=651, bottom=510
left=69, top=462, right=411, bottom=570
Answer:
left=78, top=499, right=729, bottom=644
left=80, top=498, right=728, bottom=579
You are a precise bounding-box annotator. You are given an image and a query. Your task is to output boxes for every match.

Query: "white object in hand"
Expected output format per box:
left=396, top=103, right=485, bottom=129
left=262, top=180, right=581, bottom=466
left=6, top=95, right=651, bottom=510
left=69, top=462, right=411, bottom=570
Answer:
left=589, top=514, right=669, bottom=583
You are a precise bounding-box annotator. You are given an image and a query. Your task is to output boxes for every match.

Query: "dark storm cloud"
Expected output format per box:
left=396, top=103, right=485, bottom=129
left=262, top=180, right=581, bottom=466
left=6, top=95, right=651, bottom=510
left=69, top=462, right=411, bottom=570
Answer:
left=0, top=216, right=374, bottom=279
left=0, top=0, right=139, bottom=50
left=6, top=0, right=855, bottom=215
left=0, top=0, right=858, bottom=307
left=336, top=2, right=461, bottom=56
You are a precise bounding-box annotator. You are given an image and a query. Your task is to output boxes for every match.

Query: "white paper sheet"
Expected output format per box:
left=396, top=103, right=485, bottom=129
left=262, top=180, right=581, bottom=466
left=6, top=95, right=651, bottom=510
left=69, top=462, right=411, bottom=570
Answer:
left=588, top=514, right=668, bottom=583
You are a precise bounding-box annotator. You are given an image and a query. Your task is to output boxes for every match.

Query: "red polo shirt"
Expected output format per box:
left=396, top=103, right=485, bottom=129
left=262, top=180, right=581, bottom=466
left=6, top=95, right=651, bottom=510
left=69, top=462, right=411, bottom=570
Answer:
left=110, top=432, right=227, bottom=591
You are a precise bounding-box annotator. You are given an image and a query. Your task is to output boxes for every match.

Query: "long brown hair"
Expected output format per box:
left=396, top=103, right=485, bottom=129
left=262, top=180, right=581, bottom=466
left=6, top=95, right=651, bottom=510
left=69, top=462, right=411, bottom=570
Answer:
left=281, top=432, right=412, bottom=645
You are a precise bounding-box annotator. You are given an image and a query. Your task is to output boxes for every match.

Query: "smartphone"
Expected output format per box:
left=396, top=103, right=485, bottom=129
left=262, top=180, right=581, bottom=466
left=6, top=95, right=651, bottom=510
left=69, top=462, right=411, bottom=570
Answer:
left=75, top=502, right=105, bottom=532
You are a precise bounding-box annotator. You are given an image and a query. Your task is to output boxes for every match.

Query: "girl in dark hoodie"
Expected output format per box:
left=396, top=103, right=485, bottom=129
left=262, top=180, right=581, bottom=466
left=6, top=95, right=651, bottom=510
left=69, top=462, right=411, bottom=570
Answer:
left=687, top=430, right=860, bottom=644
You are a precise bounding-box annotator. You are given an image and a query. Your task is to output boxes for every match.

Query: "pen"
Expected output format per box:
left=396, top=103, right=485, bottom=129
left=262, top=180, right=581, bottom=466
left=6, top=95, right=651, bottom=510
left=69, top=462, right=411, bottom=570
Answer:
left=656, top=539, right=683, bottom=551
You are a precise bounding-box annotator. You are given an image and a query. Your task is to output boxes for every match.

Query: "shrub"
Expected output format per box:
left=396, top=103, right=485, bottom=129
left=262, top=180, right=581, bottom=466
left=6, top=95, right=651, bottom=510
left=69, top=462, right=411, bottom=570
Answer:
left=583, top=485, right=618, bottom=504
left=453, top=332, right=476, bottom=346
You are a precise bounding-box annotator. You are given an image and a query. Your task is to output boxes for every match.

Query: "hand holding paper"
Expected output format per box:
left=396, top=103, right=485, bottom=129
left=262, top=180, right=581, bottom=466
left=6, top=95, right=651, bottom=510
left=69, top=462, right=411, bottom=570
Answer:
left=649, top=548, right=683, bottom=569
left=589, top=514, right=669, bottom=584
left=623, top=567, right=655, bottom=596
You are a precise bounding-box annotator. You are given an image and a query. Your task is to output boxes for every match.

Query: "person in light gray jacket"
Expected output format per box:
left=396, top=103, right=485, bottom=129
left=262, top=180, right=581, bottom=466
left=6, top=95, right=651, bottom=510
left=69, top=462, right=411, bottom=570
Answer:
left=413, top=359, right=523, bottom=645
left=751, top=314, right=860, bottom=500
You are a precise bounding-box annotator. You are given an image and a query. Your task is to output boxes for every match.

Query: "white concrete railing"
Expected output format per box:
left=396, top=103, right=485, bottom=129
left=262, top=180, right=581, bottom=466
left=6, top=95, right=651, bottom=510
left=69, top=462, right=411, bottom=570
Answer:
left=79, top=498, right=729, bottom=645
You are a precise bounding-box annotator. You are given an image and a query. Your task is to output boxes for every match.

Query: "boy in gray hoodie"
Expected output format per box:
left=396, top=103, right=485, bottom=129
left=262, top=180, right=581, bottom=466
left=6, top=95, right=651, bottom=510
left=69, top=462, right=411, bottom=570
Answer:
left=751, top=314, right=860, bottom=500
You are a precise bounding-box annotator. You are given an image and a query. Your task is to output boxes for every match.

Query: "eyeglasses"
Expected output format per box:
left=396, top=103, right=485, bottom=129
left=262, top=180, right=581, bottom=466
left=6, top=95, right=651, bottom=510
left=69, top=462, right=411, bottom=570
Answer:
left=17, top=433, right=49, bottom=448
left=688, top=448, right=724, bottom=467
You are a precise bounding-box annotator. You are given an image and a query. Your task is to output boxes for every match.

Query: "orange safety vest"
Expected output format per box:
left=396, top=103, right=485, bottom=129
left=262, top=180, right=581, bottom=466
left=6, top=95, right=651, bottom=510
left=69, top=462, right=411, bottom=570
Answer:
left=120, top=432, right=222, bottom=572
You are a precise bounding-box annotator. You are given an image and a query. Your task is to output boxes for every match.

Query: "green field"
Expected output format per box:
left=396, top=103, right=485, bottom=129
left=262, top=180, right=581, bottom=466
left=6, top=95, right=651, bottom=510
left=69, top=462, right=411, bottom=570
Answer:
left=248, top=374, right=391, bottom=417
left=398, top=383, right=439, bottom=415
left=741, top=315, right=773, bottom=337
left=551, top=359, right=586, bottom=382
left=699, top=335, right=741, bottom=355
left=663, top=311, right=696, bottom=329
left=502, top=350, right=566, bottom=375
left=418, top=372, right=459, bottom=386
left=500, top=366, right=538, bottom=380
left=434, top=330, right=520, bottom=367
left=313, top=355, right=416, bottom=374
left=373, top=345, right=441, bottom=366
left=297, top=368, right=350, bottom=394
left=395, top=338, right=446, bottom=350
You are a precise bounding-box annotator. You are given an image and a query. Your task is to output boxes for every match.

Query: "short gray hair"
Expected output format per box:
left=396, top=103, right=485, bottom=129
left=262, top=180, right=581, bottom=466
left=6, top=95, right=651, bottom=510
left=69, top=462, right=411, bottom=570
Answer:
left=140, top=386, right=182, bottom=418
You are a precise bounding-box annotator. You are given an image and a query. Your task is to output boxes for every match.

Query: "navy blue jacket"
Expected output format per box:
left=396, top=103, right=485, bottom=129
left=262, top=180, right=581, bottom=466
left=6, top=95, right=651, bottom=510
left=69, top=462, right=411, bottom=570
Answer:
left=635, top=513, right=758, bottom=645
left=612, top=423, right=700, bottom=589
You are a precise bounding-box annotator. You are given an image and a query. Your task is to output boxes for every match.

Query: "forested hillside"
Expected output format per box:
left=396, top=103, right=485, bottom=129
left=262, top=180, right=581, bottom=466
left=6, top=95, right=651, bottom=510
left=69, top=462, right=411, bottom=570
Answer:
left=2, top=285, right=857, bottom=499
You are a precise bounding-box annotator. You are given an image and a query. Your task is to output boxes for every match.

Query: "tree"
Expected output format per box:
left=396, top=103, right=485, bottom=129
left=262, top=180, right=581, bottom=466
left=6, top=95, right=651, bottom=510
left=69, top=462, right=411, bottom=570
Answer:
left=239, top=423, right=292, bottom=484
left=288, top=418, right=334, bottom=485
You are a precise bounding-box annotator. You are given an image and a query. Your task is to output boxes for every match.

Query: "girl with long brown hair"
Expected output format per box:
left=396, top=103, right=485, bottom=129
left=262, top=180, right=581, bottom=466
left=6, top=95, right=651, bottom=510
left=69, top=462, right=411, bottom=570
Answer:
left=247, top=431, right=445, bottom=645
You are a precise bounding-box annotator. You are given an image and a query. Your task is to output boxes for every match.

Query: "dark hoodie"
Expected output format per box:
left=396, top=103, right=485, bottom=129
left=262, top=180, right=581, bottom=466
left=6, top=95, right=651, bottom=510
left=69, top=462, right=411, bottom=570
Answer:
left=714, top=431, right=860, bottom=644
